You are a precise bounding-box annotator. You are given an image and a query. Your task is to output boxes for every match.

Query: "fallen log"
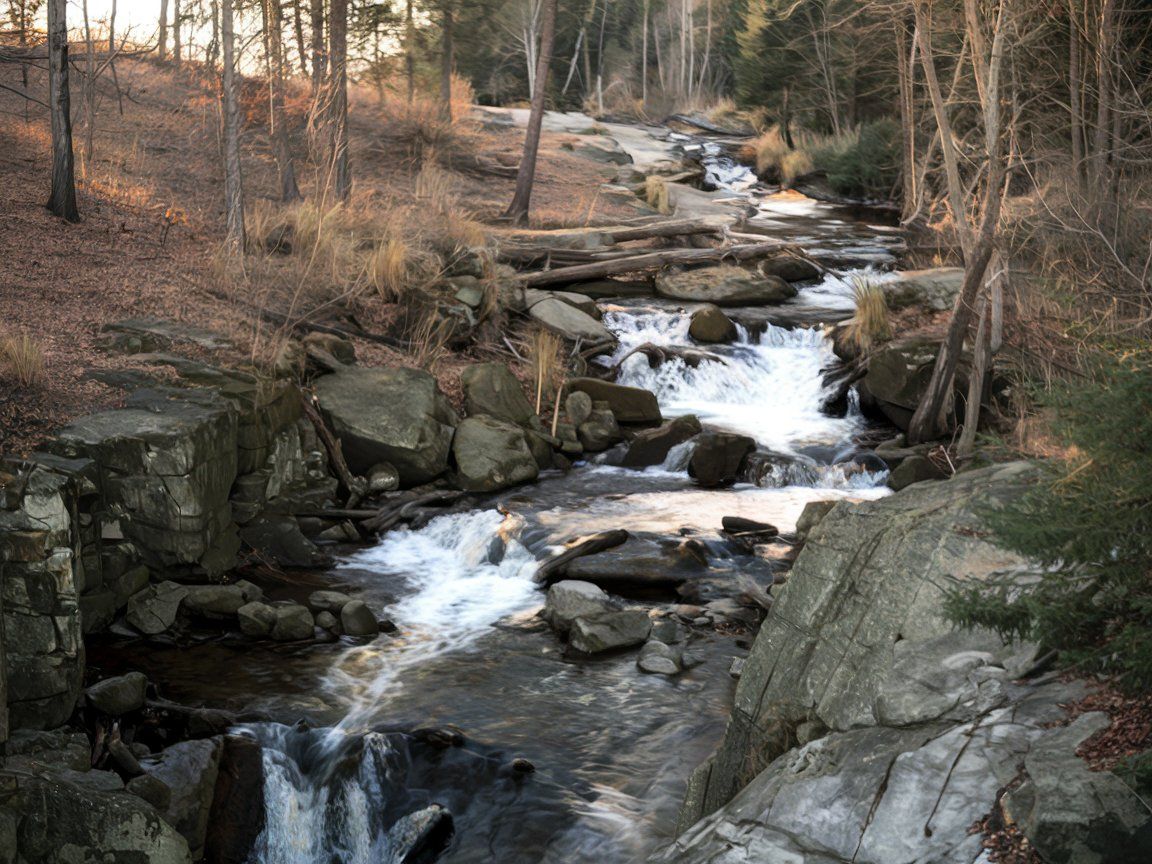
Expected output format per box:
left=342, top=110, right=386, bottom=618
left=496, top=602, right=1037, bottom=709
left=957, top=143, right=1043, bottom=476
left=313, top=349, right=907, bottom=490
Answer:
left=299, top=392, right=365, bottom=507
left=362, top=489, right=469, bottom=534
left=611, top=342, right=726, bottom=372
left=602, top=219, right=723, bottom=244
left=516, top=241, right=784, bottom=288
left=535, top=529, right=630, bottom=584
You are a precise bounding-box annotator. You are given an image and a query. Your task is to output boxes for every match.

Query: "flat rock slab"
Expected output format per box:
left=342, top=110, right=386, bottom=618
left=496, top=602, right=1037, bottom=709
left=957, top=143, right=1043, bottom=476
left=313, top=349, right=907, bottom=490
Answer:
left=102, top=317, right=233, bottom=351
left=566, top=535, right=710, bottom=597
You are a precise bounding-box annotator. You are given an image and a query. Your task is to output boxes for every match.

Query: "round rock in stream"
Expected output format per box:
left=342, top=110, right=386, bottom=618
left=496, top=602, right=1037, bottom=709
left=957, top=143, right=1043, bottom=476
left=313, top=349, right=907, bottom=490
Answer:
left=656, top=265, right=797, bottom=307
left=689, top=304, right=738, bottom=343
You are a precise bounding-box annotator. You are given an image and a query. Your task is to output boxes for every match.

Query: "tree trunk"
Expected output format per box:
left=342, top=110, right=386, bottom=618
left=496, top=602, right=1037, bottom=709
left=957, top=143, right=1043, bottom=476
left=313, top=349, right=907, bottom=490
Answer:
left=641, top=0, right=649, bottom=106
left=329, top=0, right=351, bottom=201
left=222, top=0, right=246, bottom=248
left=46, top=0, right=80, bottom=222
left=956, top=293, right=990, bottom=459
left=209, top=0, right=220, bottom=68
left=293, top=0, right=309, bottom=76
left=504, top=0, right=557, bottom=225
left=159, top=0, right=169, bottom=61
left=310, top=0, right=326, bottom=95
left=405, top=0, right=415, bottom=103
left=896, top=19, right=917, bottom=221
left=264, top=0, right=302, bottom=201
left=108, top=0, right=117, bottom=51
left=173, top=0, right=182, bottom=66
left=440, top=4, right=455, bottom=118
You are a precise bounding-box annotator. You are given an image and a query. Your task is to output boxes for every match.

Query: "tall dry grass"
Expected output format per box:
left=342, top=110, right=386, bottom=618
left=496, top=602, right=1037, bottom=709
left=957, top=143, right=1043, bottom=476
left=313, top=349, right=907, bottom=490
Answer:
left=0, top=333, right=46, bottom=388
left=843, top=276, right=892, bottom=352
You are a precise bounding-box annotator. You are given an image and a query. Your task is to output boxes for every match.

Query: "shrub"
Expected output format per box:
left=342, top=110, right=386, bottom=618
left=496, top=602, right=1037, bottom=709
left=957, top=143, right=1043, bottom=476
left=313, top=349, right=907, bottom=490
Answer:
left=843, top=276, right=892, bottom=351
left=945, top=355, right=1152, bottom=690
left=810, top=119, right=900, bottom=200
left=0, top=334, right=46, bottom=388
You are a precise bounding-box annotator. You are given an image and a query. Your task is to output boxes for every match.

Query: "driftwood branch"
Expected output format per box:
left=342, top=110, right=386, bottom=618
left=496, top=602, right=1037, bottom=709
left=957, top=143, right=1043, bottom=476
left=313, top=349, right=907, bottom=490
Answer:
left=535, top=529, right=629, bottom=584
left=516, top=241, right=784, bottom=288
left=298, top=391, right=364, bottom=507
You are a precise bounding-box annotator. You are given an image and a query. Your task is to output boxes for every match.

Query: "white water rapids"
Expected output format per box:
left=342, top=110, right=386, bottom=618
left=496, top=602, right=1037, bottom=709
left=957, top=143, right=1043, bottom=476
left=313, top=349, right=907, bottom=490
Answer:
left=244, top=219, right=896, bottom=863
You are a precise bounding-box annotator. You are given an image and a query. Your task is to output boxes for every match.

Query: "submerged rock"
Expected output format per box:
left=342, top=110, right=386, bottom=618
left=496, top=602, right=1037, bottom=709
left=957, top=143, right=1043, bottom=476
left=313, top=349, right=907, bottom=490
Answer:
left=637, top=639, right=681, bottom=675
left=656, top=265, right=797, bottom=307
left=758, top=256, right=820, bottom=283
left=313, top=367, right=458, bottom=485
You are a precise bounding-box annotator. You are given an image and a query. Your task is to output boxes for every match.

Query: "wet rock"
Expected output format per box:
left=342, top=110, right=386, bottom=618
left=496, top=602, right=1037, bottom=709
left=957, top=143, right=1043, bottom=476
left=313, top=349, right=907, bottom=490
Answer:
left=566, top=378, right=662, bottom=425
left=688, top=432, right=756, bottom=487
left=729, top=657, right=745, bottom=678
left=688, top=304, right=737, bottom=343
left=888, top=453, right=948, bottom=490
left=205, top=734, right=265, bottom=864
left=543, top=581, right=616, bottom=635
left=621, top=415, right=702, bottom=468
left=452, top=416, right=540, bottom=492
left=239, top=514, right=327, bottom=568
left=578, top=406, right=623, bottom=452
left=127, top=581, right=189, bottom=635
left=569, top=610, right=652, bottom=654
left=637, top=640, right=681, bottom=675
left=656, top=265, right=797, bottom=307
left=86, top=671, right=148, bottom=716
left=142, top=737, right=223, bottom=857
left=366, top=462, right=400, bottom=494
left=566, top=535, right=708, bottom=596
left=313, top=366, right=458, bottom=484
left=650, top=618, right=688, bottom=644
left=270, top=603, right=314, bottom=642
left=704, top=598, right=760, bottom=625
left=460, top=362, right=537, bottom=427
left=758, top=256, right=820, bottom=283
left=794, top=499, right=837, bottom=541
left=565, top=391, right=594, bottom=428
left=316, top=610, right=339, bottom=631
left=340, top=600, right=380, bottom=637
left=388, top=804, right=455, bottom=864
left=511, top=757, right=535, bottom=774
left=236, top=601, right=277, bottom=637
left=308, top=590, right=352, bottom=613
left=182, top=584, right=247, bottom=621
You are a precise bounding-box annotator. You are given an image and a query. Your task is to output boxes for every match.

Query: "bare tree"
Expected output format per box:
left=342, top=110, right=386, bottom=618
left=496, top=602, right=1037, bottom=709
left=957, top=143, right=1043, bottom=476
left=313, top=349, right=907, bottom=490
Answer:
left=329, top=0, right=351, bottom=201
left=45, top=0, right=79, bottom=221
left=263, top=0, right=302, bottom=201
left=159, top=0, right=169, bottom=61
left=310, top=0, right=325, bottom=94
left=440, top=1, right=456, bottom=118
left=504, top=0, right=557, bottom=225
left=221, top=0, right=245, bottom=248
left=173, top=0, right=182, bottom=66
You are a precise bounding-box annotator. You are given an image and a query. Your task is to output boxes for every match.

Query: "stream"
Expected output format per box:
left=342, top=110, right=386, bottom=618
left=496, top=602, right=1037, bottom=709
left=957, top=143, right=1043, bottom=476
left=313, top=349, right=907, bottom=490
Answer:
left=91, top=127, right=902, bottom=863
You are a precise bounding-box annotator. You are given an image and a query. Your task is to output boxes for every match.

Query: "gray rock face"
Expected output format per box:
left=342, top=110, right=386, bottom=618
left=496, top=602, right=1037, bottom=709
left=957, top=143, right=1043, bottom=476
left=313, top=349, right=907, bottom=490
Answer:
left=526, top=295, right=616, bottom=343
left=85, top=672, right=148, bottom=716
left=238, top=514, right=326, bottom=568
left=460, top=363, right=537, bottom=427
left=127, top=581, right=189, bottom=635
left=543, top=581, right=616, bottom=635
left=622, top=415, right=702, bottom=468
left=758, top=256, right=820, bottom=283
left=861, top=338, right=968, bottom=432
left=566, top=535, right=709, bottom=596
left=656, top=266, right=797, bottom=307
left=141, top=737, right=223, bottom=857
left=2, top=770, right=191, bottom=863
left=678, top=463, right=1038, bottom=827
left=339, top=600, right=380, bottom=637
left=688, top=432, right=756, bottom=487
left=565, top=391, right=594, bottom=428
left=566, top=379, right=662, bottom=425
left=452, top=416, right=540, bottom=492
left=688, top=305, right=737, bottom=343
left=314, top=367, right=458, bottom=485
left=569, top=610, right=652, bottom=654
left=793, top=499, right=837, bottom=541
left=181, top=584, right=247, bottom=620
left=237, top=601, right=277, bottom=637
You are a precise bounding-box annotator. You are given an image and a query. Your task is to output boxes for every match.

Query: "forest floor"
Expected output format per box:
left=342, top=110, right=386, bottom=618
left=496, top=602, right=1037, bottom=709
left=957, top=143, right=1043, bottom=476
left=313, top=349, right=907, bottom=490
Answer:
left=0, top=58, right=637, bottom=456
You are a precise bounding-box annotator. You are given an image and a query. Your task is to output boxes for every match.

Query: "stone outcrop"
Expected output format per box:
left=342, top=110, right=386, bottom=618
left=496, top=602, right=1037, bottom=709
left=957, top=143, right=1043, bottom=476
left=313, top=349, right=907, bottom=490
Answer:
left=451, top=416, right=540, bottom=492
left=460, top=363, right=537, bottom=427
left=881, top=267, right=964, bottom=312
left=656, top=266, right=797, bottom=307
left=314, top=367, right=458, bottom=485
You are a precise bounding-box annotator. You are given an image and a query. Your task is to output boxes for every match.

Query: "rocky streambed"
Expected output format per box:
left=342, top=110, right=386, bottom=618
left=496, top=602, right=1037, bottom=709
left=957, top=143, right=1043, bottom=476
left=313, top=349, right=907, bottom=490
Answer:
left=2, top=116, right=1149, bottom=864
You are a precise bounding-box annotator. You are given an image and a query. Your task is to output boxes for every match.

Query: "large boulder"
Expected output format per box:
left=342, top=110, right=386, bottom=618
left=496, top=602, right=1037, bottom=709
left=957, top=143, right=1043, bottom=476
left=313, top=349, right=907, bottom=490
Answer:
left=452, top=416, right=540, bottom=492
left=141, top=738, right=223, bottom=858
left=688, top=305, right=737, bottom=343
left=688, top=432, right=756, bottom=487
left=127, top=581, right=189, bottom=635
left=569, top=610, right=652, bottom=654
left=525, top=295, right=615, bottom=344
left=566, top=535, right=709, bottom=596
left=205, top=735, right=265, bottom=864
left=656, top=266, right=797, bottom=307
left=860, top=338, right=966, bottom=431
left=758, top=256, right=820, bottom=283
left=85, top=672, right=148, bottom=716
left=181, top=585, right=247, bottom=621
left=621, top=415, right=702, bottom=468
left=270, top=603, right=314, bottom=642
left=565, top=379, right=662, bottom=425
left=676, top=462, right=1038, bottom=827
left=881, top=267, right=964, bottom=312
left=543, top=581, right=616, bottom=635
left=313, top=367, right=458, bottom=485
left=460, top=363, right=537, bottom=427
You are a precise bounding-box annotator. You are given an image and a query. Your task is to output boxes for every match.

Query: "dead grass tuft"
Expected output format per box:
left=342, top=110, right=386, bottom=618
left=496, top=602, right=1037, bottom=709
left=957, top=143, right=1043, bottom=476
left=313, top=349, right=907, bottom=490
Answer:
left=0, top=333, right=47, bottom=389
left=844, top=276, right=892, bottom=352
left=645, top=176, right=671, bottom=214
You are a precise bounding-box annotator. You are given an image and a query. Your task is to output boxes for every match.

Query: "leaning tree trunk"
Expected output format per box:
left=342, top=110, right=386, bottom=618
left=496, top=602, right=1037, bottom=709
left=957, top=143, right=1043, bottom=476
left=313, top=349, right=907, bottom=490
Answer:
left=504, top=0, right=557, bottom=226
left=264, top=0, right=302, bottom=201
left=46, top=0, right=80, bottom=222
left=329, top=0, right=351, bottom=202
left=221, top=0, right=246, bottom=249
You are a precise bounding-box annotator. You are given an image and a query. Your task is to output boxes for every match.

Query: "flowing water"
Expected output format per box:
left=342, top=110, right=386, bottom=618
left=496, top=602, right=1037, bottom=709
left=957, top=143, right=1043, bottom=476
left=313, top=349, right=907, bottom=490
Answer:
left=91, top=131, right=904, bottom=863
